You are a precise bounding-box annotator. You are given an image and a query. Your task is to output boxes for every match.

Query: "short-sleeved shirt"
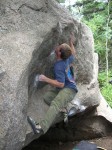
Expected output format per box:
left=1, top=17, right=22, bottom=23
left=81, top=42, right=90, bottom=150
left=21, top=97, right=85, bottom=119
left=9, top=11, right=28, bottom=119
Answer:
left=54, top=55, right=78, bottom=92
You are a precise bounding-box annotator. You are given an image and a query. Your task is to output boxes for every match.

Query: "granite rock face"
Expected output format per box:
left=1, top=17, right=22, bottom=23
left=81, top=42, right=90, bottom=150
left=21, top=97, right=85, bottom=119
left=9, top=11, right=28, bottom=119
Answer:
left=0, top=0, right=112, bottom=150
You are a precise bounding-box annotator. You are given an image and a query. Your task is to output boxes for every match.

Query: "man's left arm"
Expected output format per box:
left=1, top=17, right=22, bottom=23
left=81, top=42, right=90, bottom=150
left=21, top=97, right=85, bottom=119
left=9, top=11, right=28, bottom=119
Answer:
left=39, top=74, right=64, bottom=88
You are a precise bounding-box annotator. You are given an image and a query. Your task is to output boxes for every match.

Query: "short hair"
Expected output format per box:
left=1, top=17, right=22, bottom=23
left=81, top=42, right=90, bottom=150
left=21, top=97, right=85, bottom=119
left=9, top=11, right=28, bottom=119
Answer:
left=60, top=43, right=72, bottom=60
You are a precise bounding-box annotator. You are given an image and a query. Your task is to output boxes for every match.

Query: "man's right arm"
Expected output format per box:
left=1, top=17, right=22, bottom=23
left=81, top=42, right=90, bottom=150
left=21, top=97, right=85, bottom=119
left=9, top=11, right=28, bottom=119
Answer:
left=69, top=33, right=76, bottom=57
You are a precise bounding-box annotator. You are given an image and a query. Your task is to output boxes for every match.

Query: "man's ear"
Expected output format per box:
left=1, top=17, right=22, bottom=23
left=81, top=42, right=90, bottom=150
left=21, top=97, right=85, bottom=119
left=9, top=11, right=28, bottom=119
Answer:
left=59, top=50, right=61, bottom=54
left=60, top=49, right=65, bottom=59
left=59, top=49, right=62, bottom=55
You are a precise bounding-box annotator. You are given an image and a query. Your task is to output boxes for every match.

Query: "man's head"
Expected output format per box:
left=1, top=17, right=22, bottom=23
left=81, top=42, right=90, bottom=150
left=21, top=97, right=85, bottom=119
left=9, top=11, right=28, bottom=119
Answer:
left=55, top=43, right=72, bottom=60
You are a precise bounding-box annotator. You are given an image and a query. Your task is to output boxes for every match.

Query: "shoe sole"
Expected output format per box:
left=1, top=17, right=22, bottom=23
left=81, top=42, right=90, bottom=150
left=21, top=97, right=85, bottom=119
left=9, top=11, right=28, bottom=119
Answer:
left=27, top=116, right=39, bottom=134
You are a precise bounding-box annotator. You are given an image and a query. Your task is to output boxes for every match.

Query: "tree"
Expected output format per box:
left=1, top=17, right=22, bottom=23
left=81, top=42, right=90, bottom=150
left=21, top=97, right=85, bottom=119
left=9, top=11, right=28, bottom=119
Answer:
left=69, top=0, right=112, bottom=70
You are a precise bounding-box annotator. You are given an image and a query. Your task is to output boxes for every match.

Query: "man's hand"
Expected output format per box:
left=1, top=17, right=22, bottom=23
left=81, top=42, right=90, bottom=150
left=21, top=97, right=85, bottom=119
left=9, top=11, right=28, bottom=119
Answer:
left=39, top=74, right=47, bottom=82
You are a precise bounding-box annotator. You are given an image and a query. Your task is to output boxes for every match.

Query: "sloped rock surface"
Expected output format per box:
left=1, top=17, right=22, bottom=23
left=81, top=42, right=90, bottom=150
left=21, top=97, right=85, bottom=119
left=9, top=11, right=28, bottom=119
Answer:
left=0, top=0, right=112, bottom=150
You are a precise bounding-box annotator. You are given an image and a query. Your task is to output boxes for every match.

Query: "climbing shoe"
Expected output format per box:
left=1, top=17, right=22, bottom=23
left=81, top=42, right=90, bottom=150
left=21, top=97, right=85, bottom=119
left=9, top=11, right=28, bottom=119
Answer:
left=27, top=116, right=43, bottom=134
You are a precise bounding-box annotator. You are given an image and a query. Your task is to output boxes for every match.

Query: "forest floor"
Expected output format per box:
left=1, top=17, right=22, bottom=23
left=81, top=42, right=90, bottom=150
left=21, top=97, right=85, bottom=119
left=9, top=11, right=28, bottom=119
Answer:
left=23, top=135, right=112, bottom=150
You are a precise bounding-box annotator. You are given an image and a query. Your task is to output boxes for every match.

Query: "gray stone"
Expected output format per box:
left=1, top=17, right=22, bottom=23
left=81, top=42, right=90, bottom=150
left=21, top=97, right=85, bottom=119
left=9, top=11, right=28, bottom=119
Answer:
left=0, top=66, right=5, bottom=81
left=0, top=0, right=112, bottom=150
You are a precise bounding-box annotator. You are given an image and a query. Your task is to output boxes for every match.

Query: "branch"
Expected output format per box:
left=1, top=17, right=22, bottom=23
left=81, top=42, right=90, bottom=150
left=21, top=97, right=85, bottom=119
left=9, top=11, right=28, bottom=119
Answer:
left=73, top=0, right=94, bottom=7
left=83, top=8, right=105, bottom=15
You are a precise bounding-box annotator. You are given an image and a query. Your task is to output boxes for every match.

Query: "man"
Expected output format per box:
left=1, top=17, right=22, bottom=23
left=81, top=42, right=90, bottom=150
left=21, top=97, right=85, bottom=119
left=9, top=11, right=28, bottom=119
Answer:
left=27, top=34, right=78, bottom=134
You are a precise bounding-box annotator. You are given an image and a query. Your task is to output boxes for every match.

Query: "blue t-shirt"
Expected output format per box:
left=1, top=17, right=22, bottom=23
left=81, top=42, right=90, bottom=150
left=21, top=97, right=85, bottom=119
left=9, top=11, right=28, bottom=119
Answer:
left=54, top=55, right=78, bottom=92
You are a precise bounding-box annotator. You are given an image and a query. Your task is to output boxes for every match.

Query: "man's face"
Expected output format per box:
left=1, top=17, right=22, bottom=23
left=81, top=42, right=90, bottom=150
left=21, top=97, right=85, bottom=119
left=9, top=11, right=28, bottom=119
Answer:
left=55, top=44, right=63, bottom=57
left=55, top=45, right=60, bottom=56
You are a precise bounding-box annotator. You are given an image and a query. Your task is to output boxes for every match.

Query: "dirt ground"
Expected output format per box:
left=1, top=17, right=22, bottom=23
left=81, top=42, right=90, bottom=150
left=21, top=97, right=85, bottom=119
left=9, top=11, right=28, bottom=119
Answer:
left=23, top=135, right=112, bottom=150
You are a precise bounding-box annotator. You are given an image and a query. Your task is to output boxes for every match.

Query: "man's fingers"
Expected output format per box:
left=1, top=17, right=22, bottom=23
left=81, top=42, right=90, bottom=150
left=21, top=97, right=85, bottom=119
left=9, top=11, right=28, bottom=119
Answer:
left=38, top=74, right=43, bottom=81
left=39, top=74, right=46, bottom=81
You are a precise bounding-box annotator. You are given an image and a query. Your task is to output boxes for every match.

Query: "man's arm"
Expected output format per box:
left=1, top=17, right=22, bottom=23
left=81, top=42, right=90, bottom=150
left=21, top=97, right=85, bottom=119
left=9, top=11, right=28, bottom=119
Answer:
left=69, top=33, right=76, bottom=57
left=39, top=74, right=64, bottom=88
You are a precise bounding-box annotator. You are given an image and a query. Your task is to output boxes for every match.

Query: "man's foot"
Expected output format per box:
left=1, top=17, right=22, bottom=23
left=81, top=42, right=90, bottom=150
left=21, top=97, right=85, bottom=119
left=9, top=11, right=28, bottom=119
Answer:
left=27, top=116, right=43, bottom=134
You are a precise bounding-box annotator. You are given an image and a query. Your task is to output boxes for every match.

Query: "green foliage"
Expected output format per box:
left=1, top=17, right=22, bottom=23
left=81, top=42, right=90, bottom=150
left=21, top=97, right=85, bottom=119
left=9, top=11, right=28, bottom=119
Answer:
left=80, top=0, right=112, bottom=66
left=101, top=84, right=112, bottom=107
left=98, top=70, right=112, bottom=87
left=98, top=70, right=112, bottom=107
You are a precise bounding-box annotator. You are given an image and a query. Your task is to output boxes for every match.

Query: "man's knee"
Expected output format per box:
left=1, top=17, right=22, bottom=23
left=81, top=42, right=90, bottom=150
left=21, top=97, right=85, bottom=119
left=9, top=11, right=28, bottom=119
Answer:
left=43, top=97, right=51, bottom=105
left=43, top=90, right=58, bottom=105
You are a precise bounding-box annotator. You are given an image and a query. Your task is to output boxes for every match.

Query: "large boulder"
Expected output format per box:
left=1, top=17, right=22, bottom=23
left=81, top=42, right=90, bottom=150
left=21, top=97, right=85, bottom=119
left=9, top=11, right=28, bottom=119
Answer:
left=0, top=0, right=112, bottom=150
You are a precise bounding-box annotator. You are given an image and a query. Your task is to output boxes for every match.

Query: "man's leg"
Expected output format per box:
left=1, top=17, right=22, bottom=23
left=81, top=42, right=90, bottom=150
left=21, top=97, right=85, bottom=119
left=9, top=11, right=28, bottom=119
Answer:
left=39, top=88, right=76, bottom=133
left=43, top=88, right=59, bottom=105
